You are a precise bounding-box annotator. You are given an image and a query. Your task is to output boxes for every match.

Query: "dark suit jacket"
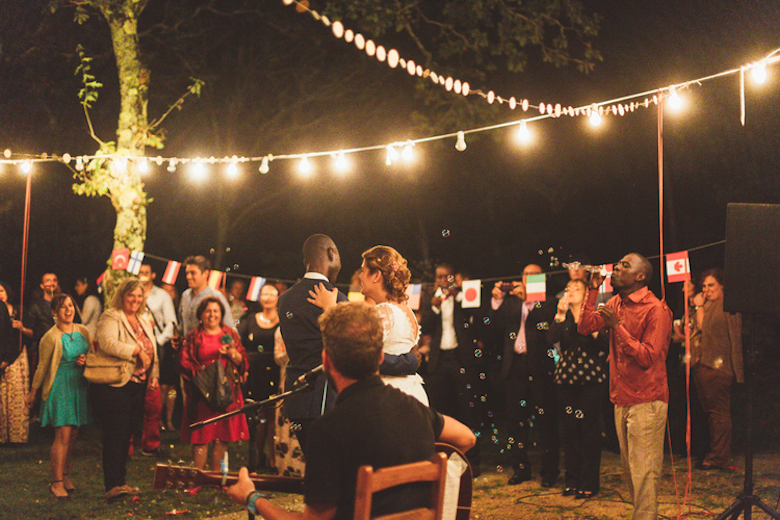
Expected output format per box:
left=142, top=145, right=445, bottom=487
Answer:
left=489, top=295, right=557, bottom=380
left=278, top=277, right=417, bottom=421
left=421, top=295, right=476, bottom=373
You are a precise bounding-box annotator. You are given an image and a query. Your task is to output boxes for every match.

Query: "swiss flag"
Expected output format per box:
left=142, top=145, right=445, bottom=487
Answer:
left=666, top=251, right=691, bottom=283
left=461, top=280, right=481, bottom=308
left=111, top=248, right=130, bottom=270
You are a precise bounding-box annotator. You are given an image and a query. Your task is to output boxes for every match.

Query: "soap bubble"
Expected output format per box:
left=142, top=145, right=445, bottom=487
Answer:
left=286, top=312, right=294, bottom=319
left=441, top=229, right=451, bottom=237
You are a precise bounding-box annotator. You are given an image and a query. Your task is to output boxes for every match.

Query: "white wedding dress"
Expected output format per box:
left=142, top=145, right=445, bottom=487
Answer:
left=375, top=302, right=429, bottom=406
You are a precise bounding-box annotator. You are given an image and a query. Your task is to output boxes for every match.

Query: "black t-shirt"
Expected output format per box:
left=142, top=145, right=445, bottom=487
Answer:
left=304, top=375, right=445, bottom=520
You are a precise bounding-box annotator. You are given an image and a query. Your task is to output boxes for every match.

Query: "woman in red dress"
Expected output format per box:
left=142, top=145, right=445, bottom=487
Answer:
left=179, top=296, right=249, bottom=470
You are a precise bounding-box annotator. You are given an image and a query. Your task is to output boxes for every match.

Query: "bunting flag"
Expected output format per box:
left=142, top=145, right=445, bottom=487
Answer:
left=347, top=291, right=365, bottom=302
left=666, top=250, right=691, bottom=283
left=96, top=272, right=105, bottom=294
left=526, top=274, right=547, bottom=302
left=161, top=261, right=181, bottom=285
left=461, top=279, right=481, bottom=308
left=208, top=270, right=224, bottom=290
left=406, top=283, right=422, bottom=310
left=111, top=248, right=130, bottom=270
left=599, top=264, right=614, bottom=293
left=127, top=250, right=145, bottom=275
left=246, top=276, right=266, bottom=301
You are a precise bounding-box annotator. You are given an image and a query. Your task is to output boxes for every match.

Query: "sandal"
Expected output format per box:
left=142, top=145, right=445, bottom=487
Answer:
left=63, top=474, right=78, bottom=494
left=50, top=481, right=69, bottom=500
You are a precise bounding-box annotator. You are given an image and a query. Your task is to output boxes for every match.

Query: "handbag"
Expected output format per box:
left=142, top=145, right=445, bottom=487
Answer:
left=84, top=345, right=133, bottom=385
left=192, top=356, right=233, bottom=411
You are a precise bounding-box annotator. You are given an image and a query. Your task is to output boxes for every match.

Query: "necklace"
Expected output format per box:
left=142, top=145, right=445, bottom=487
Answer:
left=258, top=312, right=278, bottom=325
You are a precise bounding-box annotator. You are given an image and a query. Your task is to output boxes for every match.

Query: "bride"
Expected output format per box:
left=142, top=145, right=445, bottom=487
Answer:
left=309, top=245, right=429, bottom=405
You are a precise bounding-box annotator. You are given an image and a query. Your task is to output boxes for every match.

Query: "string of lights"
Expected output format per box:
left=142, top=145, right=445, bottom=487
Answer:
left=1, top=6, right=778, bottom=180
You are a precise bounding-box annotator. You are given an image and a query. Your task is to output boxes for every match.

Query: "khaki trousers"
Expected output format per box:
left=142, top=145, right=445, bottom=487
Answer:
left=615, top=400, right=668, bottom=520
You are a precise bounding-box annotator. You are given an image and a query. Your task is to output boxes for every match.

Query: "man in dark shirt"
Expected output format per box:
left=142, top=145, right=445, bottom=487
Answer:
left=578, top=253, right=672, bottom=520
left=23, top=272, right=60, bottom=373
left=228, top=302, right=476, bottom=520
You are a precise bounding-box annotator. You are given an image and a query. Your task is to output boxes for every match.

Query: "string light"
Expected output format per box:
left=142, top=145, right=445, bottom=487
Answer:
left=517, top=120, right=531, bottom=142
left=259, top=156, right=270, bottom=174
left=3, top=149, right=10, bottom=159
left=298, top=155, right=311, bottom=175
left=112, top=157, right=128, bottom=173
left=334, top=150, right=348, bottom=172
left=589, top=105, right=602, bottom=127
left=189, top=160, right=205, bottom=180
left=20, top=161, right=32, bottom=175
left=385, top=145, right=399, bottom=165
left=226, top=161, right=238, bottom=177
left=167, top=159, right=177, bottom=172
left=455, top=131, right=467, bottom=152
left=62, top=153, right=72, bottom=164
left=752, top=61, right=767, bottom=84
left=667, top=87, right=683, bottom=110
left=137, top=157, right=149, bottom=174
left=402, top=142, right=414, bottom=161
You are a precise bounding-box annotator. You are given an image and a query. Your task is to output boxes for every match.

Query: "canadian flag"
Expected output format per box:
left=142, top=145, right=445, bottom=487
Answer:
left=666, top=251, right=691, bottom=283
left=461, top=280, right=481, bottom=308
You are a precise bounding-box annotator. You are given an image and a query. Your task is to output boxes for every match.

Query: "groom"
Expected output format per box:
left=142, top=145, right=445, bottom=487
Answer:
left=279, top=234, right=419, bottom=453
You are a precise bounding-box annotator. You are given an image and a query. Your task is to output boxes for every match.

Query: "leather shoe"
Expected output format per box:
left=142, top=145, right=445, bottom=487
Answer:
left=575, top=490, right=597, bottom=499
left=508, top=471, right=532, bottom=485
left=105, top=486, right=129, bottom=503
left=562, top=487, right=578, bottom=496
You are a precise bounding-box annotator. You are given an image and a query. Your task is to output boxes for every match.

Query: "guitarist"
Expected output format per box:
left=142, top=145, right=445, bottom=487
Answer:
left=228, top=302, right=476, bottom=520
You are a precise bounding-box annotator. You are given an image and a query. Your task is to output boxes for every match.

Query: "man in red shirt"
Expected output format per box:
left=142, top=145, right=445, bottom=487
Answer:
left=578, top=253, right=672, bottom=520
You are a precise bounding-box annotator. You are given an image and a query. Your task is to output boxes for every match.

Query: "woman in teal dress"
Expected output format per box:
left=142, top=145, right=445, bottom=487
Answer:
left=26, top=294, right=91, bottom=499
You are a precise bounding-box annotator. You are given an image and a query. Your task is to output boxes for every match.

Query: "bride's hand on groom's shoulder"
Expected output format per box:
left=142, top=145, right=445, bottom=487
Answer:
left=308, top=283, right=339, bottom=310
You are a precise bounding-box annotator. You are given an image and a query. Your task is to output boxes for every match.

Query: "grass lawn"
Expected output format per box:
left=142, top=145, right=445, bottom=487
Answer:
left=0, top=423, right=251, bottom=520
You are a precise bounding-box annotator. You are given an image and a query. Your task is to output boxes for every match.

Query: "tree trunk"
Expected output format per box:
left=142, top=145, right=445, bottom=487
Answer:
left=94, top=0, right=150, bottom=299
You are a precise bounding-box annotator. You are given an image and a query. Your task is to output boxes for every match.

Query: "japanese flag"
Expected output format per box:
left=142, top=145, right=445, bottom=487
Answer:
left=461, top=280, right=481, bottom=308
left=666, top=251, right=691, bottom=283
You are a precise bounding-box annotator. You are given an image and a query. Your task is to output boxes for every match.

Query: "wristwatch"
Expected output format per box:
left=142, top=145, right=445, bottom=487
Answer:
left=246, top=491, right=269, bottom=515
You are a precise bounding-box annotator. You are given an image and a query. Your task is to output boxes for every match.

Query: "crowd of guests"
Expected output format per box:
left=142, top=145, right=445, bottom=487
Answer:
left=0, top=243, right=744, bottom=518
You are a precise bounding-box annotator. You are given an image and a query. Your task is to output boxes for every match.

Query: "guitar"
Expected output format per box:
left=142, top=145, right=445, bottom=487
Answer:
left=152, top=443, right=471, bottom=519
left=152, top=464, right=304, bottom=494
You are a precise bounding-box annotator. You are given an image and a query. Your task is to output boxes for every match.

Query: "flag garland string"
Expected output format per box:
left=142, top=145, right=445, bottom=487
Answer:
left=132, top=238, right=725, bottom=301
left=0, top=45, right=778, bottom=176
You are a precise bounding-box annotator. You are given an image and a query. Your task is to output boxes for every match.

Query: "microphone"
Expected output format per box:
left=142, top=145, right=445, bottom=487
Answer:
left=294, top=364, right=324, bottom=388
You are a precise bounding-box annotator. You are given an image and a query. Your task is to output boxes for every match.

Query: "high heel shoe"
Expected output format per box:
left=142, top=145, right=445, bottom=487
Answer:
left=63, top=473, right=78, bottom=494
left=50, top=481, right=70, bottom=500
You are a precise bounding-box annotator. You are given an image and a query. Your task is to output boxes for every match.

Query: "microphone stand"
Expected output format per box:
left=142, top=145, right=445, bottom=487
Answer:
left=190, top=379, right=317, bottom=520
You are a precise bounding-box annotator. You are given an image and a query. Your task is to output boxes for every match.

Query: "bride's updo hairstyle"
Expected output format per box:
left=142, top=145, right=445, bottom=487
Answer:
left=362, top=246, right=411, bottom=303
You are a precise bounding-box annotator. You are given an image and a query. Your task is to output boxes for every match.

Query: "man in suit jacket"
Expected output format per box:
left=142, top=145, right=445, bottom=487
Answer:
left=490, top=264, right=559, bottom=487
left=279, top=234, right=418, bottom=454
left=421, top=263, right=482, bottom=473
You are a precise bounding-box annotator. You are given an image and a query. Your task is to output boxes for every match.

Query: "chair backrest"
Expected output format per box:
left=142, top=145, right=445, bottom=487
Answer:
left=353, top=452, right=448, bottom=520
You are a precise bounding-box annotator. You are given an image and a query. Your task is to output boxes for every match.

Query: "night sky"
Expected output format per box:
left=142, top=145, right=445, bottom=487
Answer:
left=1, top=0, right=779, bottom=306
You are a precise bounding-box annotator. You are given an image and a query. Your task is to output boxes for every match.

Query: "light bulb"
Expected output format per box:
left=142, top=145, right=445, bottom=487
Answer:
left=76, top=156, right=84, bottom=171
left=589, top=108, right=602, bottom=127
left=299, top=156, right=311, bottom=175
left=113, top=157, right=127, bottom=173
left=402, top=143, right=414, bottom=161
left=137, top=158, right=148, bottom=174
left=190, top=161, right=205, bottom=180
left=259, top=156, right=269, bottom=174
left=20, top=161, right=32, bottom=175
left=668, top=88, right=682, bottom=110
left=334, top=151, right=348, bottom=172
left=455, top=131, right=467, bottom=152
left=752, top=62, right=767, bottom=84
left=385, top=145, right=399, bottom=165
left=517, top=120, right=531, bottom=142
left=227, top=162, right=238, bottom=177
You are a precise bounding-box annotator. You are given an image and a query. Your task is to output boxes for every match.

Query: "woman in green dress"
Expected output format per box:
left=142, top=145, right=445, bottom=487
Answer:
left=26, top=294, right=91, bottom=499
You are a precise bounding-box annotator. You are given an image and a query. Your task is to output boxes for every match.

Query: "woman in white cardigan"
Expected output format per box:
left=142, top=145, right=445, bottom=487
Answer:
left=92, top=278, right=158, bottom=503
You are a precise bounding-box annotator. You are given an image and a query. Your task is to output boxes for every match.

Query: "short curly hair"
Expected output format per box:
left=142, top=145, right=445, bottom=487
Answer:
left=362, top=245, right=411, bottom=303
left=319, top=302, right=383, bottom=380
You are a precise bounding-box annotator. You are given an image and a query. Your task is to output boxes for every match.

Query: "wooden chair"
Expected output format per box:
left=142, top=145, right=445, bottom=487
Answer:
left=353, top=452, right=448, bottom=520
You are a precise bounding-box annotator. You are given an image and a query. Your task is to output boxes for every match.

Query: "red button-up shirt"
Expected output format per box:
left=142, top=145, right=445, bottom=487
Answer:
left=578, top=286, right=672, bottom=407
